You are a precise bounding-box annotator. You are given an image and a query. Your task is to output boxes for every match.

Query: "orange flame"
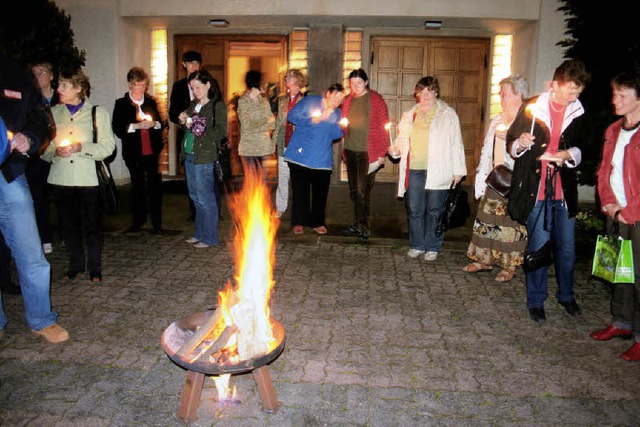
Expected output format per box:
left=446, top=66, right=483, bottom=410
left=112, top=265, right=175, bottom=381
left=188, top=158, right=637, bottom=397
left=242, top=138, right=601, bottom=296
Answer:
left=215, top=167, right=279, bottom=361
left=213, top=374, right=237, bottom=402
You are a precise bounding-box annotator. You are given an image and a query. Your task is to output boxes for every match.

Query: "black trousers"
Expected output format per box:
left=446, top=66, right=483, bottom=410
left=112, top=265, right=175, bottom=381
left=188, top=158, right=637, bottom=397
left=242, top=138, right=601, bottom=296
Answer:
left=25, top=158, right=52, bottom=244
left=288, top=162, right=331, bottom=228
left=53, top=186, right=102, bottom=273
left=609, top=219, right=640, bottom=335
left=125, top=154, right=162, bottom=230
left=345, top=149, right=376, bottom=235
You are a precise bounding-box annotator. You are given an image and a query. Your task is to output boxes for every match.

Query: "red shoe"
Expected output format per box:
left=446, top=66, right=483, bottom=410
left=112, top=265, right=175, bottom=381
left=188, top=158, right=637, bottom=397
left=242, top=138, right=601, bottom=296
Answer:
left=590, top=325, right=632, bottom=341
left=620, top=343, right=640, bottom=362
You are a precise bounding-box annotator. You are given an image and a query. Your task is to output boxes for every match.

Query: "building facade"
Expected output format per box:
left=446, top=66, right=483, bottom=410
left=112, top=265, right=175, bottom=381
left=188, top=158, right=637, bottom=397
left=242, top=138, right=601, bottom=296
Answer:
left=54, top=0, right=567, bottom=187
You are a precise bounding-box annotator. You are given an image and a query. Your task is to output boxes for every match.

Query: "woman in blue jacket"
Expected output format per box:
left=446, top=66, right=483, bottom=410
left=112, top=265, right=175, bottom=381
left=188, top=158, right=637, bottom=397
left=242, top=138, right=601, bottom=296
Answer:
left=284, top=83, right=345, bottom=235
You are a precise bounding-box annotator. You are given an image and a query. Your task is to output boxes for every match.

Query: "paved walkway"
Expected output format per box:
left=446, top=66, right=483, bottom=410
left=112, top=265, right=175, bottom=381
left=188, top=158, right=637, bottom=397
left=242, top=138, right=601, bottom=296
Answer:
left=1, top=181, right=639, bottom=426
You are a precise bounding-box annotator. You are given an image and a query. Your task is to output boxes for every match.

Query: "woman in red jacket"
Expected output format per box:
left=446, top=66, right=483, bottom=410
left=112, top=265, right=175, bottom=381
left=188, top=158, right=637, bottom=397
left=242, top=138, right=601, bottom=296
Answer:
left=341, top=69, right=390, bottom=242
left=593, top=71, right=640, bottom=362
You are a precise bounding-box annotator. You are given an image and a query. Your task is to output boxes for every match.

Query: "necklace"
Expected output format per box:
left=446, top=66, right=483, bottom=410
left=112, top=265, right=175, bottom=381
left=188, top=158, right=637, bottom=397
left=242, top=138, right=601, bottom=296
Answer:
left=622, top=118, right=640, bottom=131
left=549, top=100, right=566, bottom=113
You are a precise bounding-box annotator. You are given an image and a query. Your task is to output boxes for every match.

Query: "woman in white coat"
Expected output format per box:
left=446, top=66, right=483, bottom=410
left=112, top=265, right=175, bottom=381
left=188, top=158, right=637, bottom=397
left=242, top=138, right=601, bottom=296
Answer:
left=389, top=76, right=466, bottom=261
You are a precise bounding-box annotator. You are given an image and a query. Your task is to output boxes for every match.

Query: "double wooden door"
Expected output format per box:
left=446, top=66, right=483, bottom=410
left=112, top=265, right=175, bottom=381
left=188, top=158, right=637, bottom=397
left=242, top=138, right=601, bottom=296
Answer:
left=370, top=36, right=489, bottom=185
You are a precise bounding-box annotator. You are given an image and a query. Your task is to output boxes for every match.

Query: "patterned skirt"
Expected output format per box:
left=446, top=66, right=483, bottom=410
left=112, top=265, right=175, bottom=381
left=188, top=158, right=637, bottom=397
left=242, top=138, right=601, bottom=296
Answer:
left=466, top=186, right=528, bottom=269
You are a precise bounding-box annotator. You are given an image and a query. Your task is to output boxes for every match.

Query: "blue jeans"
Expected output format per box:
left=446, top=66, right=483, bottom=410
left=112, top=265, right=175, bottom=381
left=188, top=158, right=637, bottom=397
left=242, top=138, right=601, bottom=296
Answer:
left=185, top=155, right=219, bottom=246
left=0, top=173, right=57, bottom=331
left=405, top=169, right=448, bottom=252
left=525, top=200, right=576, bottom=308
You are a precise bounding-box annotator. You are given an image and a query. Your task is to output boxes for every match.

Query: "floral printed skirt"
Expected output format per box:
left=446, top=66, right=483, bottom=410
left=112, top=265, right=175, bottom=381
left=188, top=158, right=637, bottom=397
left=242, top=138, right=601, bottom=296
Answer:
left=466, top=187, right=528, bottom=269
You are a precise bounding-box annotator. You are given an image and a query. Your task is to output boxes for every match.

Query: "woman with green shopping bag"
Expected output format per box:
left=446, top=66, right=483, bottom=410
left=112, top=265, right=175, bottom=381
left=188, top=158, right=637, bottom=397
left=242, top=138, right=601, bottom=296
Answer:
left=593, top=71, right=640, bottom=362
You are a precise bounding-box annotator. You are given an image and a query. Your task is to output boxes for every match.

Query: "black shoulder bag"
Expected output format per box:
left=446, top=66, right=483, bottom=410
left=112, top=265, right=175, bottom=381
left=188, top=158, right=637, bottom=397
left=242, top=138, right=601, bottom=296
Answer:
left=435, top=180, right=470, bottom=237
left=210, top=100, right=231, bottom=184
left=92, top=106, right=119, bottom=214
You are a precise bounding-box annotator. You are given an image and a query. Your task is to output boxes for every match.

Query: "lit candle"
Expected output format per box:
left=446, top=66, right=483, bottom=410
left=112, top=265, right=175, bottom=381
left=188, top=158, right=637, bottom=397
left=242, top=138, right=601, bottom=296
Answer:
left=339, top=117, right=349, bottom=127
left=384, top=122, right=393, bottom=146
left=7, top=131, right=13, bottom=141
left=58, top=139, right=71, bottom=147
left=526, top=104, right=536, bottom=134
left=311, top=110, right=321, bottom=119
left=141, top=114, right=152, bottom=122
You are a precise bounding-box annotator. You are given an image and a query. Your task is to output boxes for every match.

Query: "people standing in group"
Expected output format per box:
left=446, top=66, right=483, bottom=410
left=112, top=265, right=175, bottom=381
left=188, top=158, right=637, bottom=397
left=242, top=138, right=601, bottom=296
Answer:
left=506, top=59, right=591, bottom=325
left=28, top=62, right=59, bottom=254
left=112, top=67, right=166, bottom=234
left=463, top=75, right=529, bottom=282
left=178, top=71, right=227, bottom=248
left=273, top=69, right=306, bottom=218
left=42, top=67, right=116, bottom=283
left=237, top=70, right=275, bottom=173
left=388, top=76, right=466, bottom=261
left=341, top=69, right=390, bottom=242
left=592, top=71, right=640, bottom=362
left=169, top=50, right=202, bottom=222
left=0, top=53, right=69, bottom=343
left=284, top=84, right=345, bottom=235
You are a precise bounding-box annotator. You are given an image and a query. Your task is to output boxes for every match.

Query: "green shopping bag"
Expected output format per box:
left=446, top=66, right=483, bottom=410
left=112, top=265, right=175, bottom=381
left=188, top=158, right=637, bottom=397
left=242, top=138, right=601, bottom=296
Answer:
left=182, top=130, right=195, bottom=154
left=591, top=235, right=634, bottom=283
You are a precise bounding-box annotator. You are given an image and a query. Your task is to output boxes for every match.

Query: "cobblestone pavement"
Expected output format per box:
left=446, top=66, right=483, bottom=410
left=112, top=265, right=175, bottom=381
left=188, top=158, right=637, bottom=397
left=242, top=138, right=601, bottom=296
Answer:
left=1, top=182, right=639, bottom=426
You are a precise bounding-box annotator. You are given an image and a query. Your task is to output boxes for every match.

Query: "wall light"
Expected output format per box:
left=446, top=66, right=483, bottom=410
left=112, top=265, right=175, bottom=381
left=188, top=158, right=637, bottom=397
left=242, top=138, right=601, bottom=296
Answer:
left=208, top=19, right=229, bottom=27
left=424, top=20, right=442, bottom=30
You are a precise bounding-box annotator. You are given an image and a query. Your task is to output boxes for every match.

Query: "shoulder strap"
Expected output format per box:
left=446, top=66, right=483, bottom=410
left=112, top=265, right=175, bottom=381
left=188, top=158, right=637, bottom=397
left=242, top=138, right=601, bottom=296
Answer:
left=92, top=105, right=98, bottom=144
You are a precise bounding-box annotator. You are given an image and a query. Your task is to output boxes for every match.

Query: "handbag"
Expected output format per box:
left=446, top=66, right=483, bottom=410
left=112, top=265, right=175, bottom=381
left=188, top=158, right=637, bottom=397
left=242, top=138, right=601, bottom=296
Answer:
left=486, top=164, right=512, bottom=197
left=214, top=138, right=231, bottom=184
left=591, top=215, right=635, bottom=283
left=92, top=106, right=119, bottom=214
left=435, top=181, right=470, bottom=237
left=485, top=132, right=512, bottom=197
left=522, top=170, right=557, bottom=272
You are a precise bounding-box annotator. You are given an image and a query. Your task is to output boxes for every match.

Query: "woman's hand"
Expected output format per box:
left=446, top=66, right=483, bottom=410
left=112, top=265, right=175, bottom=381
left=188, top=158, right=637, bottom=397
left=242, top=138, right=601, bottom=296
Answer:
left=517, top=132, right=535, bottom=151
left=55, top=143, right=82, bottom=158
left=178, top=111, right=188, bottom=126
left=388, top=144, right=401, bottom=158
left=453, top=175, right=463, bottom=186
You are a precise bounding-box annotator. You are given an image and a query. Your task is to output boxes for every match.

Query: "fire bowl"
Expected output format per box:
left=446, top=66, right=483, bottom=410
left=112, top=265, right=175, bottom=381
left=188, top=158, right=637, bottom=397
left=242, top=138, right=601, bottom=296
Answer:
left=162, top=311, right=286, bottom=375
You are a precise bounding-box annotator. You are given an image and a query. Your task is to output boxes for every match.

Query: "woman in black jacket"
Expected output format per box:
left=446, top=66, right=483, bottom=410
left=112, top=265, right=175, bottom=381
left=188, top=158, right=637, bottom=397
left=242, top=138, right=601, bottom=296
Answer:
left=112, top=67, right=166, bottom=233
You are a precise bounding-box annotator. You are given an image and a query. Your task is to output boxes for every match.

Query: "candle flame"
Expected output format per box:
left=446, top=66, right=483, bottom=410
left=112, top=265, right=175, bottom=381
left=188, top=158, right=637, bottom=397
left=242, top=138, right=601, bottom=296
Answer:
left=7, top=131, right=14, bottom=141
left=141, top=114, right=152, bottom=122
left=525, top=104, right=535, bottom=114
left=339, top=117, right=349, bottom=127
left=496, top=123, right=508, bottom=132
left=384, top=122, right=392, bottom=131
left=59, top=139, right=71, bottom=147
left=311, top=110, right=321, bottom=118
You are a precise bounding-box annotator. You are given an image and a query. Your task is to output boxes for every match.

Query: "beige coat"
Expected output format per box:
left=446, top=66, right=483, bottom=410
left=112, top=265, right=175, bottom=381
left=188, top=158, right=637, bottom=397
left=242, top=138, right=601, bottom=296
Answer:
left=42, top=100, right=116, bottom=187
left=392, top=100, right=466, bottom=196
left=237, top=92, right=275, bottom=157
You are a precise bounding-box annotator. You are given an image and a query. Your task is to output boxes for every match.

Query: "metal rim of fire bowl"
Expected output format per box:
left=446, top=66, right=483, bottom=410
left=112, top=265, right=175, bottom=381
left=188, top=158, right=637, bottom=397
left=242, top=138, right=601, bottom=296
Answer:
left=161, top=311, right=286, bottom=375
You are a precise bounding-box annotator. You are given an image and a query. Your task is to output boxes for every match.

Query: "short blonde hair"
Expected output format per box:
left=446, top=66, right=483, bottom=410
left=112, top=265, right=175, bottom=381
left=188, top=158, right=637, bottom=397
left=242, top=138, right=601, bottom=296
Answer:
left=286, top=69, right=307, bottom=88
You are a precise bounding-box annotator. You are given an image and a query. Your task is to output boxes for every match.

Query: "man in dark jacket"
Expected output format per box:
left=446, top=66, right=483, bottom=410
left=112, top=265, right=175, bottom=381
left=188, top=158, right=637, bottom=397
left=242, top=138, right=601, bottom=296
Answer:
left=169, top=51, right=202, bottom=221
left=0, top=53, right=69, bottom=343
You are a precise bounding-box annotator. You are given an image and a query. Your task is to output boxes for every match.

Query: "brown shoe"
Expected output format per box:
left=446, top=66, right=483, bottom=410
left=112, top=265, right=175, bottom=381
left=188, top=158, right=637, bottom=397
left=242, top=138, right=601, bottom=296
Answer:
left=32, top=324, right=69, bottom=344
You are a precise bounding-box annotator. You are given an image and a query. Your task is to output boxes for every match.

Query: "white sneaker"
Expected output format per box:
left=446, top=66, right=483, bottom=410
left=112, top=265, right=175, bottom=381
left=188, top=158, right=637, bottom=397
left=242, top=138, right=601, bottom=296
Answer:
left=407, top=249, right=425, bottom=258
left=424, top=251, right=438, bottom=261
left=185, top=237, right=199, bottom=244
left=193, top=242, right=211, bottom=248
left=42, top=243, right=53, bottom=254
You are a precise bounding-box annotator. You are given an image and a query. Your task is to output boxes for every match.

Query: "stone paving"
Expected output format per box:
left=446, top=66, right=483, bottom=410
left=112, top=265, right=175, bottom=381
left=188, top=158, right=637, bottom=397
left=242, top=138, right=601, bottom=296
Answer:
left=1, top=182, right=639, bottom=426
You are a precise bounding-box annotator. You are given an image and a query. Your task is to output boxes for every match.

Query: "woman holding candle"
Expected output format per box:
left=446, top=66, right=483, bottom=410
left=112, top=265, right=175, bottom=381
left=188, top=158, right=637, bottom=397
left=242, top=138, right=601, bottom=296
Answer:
left=273, top=69, right=306, bottom=218
left=506, top=60, right=591, bottom=324
left=591, top=71, right=640, bottom=361
left=178, top=71, right=227, bottom=248
left=112, top=67, right=166, bottom=234
left=388, top=76, right=466, bottom=261
left=341, top=69, right=390, bottom=242
left=463, top=75, right=529, bottom=282
left=284, top=83, right=345, bottom=235
left=41, top=68, right=116, bottom=283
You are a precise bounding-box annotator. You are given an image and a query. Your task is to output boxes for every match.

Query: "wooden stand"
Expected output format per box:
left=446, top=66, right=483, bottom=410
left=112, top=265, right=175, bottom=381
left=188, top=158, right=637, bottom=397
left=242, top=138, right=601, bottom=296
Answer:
left=176, top=365, right=281, bottom=422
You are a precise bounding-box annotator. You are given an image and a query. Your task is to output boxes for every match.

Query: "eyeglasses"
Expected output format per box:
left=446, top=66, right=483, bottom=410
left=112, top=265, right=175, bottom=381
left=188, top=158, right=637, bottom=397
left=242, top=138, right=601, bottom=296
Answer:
left=33, top=70, right=51, bottom=76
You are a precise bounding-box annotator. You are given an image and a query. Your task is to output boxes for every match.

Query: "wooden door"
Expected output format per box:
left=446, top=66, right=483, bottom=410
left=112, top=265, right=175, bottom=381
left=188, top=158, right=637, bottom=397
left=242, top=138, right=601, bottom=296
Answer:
left=371, top=36, right=489, bottom=185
